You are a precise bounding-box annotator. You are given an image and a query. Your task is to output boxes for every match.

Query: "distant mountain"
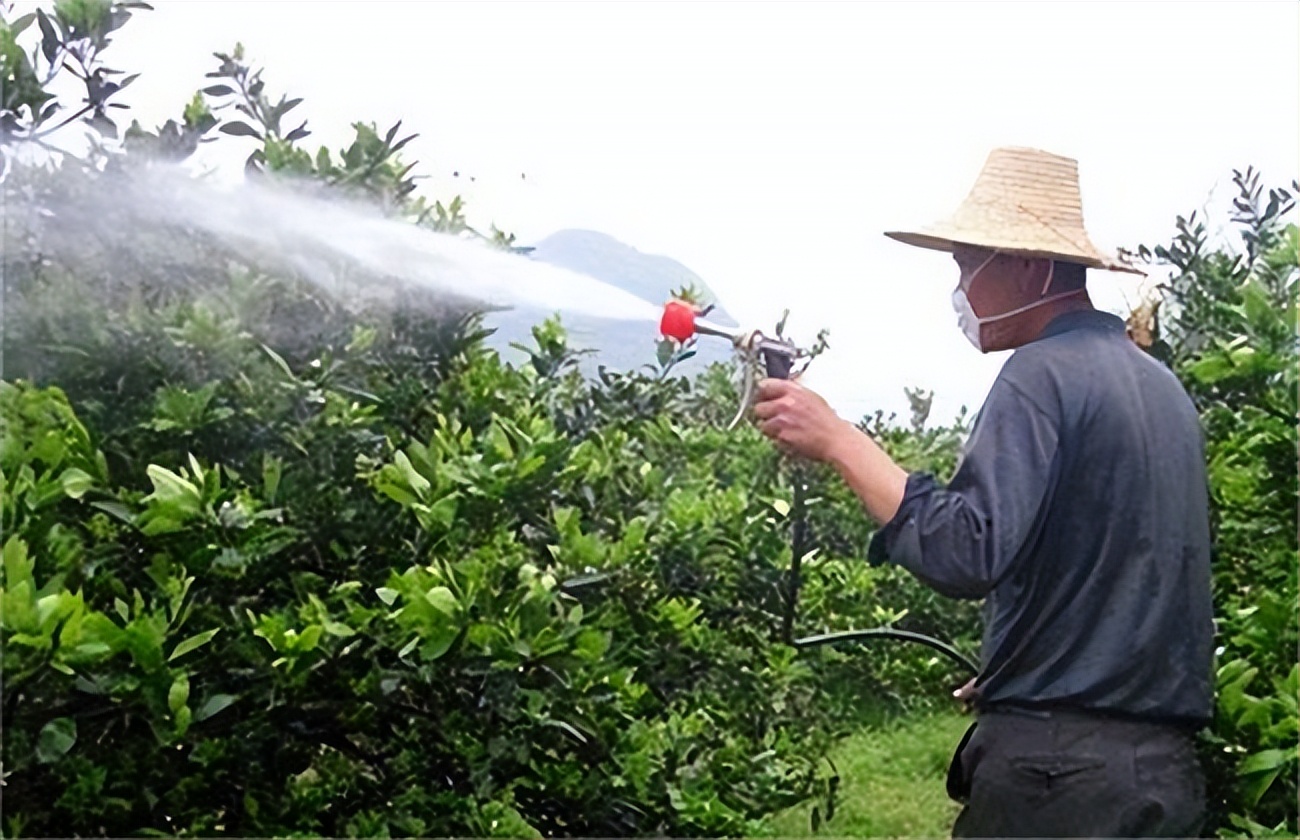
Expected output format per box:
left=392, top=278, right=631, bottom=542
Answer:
left=482, top=229, right=738, bottom=375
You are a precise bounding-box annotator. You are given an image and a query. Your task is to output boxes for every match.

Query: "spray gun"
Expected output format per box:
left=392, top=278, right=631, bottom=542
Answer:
left=650, top=298, right=979, bottom=675
left=658, top=298, right=813, bottom=429
left=561, top=298, right=979, bottom=683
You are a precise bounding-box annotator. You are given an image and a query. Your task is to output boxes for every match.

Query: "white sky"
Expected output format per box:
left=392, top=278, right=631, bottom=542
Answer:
left=16, top=0, right=1299, bottom=422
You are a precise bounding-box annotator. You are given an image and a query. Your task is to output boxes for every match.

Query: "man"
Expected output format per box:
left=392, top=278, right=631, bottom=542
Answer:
left=752, top=147, right=1214, bottom=837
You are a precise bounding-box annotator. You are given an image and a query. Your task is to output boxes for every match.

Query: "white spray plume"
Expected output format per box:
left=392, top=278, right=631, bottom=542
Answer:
left=77, top=163, right=665, bottom=323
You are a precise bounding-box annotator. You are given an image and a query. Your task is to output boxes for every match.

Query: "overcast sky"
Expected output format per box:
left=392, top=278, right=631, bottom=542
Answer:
left=17, top=0, right=1298, bottom=422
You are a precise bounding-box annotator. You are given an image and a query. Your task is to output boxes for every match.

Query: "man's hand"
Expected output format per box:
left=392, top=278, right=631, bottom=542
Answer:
left=753, top=378, right=909, bottom=525
left=752, top=378, right=853, bottom=463
left=953, top=677, right=981, bottom=713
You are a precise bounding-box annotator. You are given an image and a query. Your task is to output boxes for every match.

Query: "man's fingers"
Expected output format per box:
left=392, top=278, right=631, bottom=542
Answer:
left=756, top=378, right=795, bottom=401
left=758, top=420, right=796, bottom=455
left=952, top=677, right=979, bottom=703
left=758, top=418, right=790, bottom=443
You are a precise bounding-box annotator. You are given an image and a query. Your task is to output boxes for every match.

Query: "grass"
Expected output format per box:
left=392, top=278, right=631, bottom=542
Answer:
left=761, top=708, right=973, bottom=839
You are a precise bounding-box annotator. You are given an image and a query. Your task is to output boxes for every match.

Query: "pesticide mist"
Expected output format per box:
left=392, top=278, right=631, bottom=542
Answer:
left=3, top=162, right=663, bottom=324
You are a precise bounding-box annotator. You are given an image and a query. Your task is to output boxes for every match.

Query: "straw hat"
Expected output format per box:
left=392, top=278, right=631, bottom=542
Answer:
left=885, top=147, right=1144, bottom=275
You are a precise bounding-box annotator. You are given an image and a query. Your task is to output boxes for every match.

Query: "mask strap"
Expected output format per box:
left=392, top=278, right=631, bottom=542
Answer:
left=1040, top=260, right=1055, bottom=296
left=966, top=250, right=999, bottom=293
left=979, top=286, right=1085, bottom=325
left=966, top=253, right=1078, bottom=326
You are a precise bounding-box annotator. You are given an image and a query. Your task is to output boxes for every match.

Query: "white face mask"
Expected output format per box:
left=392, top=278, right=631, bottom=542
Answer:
left=951, top=251, right=1081, bottom=351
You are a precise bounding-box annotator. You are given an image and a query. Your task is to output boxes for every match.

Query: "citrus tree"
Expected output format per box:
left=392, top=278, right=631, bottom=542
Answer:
left=1131, top=169, right=1298, bottom=837
left=2, top=3, right=973, bottom=835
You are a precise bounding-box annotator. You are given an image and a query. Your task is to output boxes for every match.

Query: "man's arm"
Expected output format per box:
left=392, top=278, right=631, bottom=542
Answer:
left=751, top=378, right=907, bottom=524
left=754, top=374, right=1062, bottom=600
left=867, top=377, right=1061, bottom=598
left=826, top=423, right=909, bottom=525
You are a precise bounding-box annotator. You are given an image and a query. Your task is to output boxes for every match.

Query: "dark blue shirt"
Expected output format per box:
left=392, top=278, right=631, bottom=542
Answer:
left=868, top=310, right=1215, bottom=725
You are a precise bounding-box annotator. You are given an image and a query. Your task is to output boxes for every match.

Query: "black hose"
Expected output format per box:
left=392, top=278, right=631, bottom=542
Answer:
left=781, top=468, right=809, bottom=644
left=793, top=628, right=979, bottom=677
left=558, top=571, right=979, bottom=677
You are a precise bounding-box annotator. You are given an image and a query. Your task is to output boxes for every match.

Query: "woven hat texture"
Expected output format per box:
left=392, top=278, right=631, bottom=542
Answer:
left=886, top=147, right=1143, bottom=275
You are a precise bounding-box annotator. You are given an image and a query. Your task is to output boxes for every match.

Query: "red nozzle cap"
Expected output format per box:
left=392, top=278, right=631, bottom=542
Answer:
left=660, top=299, right=696, bottom=342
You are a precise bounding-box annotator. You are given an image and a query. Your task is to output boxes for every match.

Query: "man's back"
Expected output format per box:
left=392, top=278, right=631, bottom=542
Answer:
left=975, top=309, right=1215, bottom=724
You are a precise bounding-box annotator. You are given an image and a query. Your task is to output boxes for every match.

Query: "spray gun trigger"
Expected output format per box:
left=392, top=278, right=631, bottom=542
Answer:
left=725, top=331, right=803, bottom=429
left=675, top=312, right=808, bottom=430
left=727, top=374, right=755, bottom=431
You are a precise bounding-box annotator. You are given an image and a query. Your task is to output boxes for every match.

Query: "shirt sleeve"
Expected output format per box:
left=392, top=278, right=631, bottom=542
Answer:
left=866, top=374, right=1062, bottom=600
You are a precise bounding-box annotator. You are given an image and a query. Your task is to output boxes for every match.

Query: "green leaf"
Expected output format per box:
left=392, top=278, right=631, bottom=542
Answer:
left=487, top=422, right=513, bottom=460
left=59, top=466, right=94, bottom=499
left=124, top=615, right=166, bottom=671
left=168, top=627, right=219, bottom=661
left=573, top=628, right=609, bottom=662
left=219, top=121, right=262, bottom=139
left=1240, top=748, right=1291, bottom=775
left=1239, top=766, right=1285, bottom=807
left=143, top=464, right=202, bottom=512
left=168, top=673, right=190, bottom=716
left=425, top=586, right=458, bottom=617
left=260, top=343, right=296, bottom=381
left=1188, top=352, right=1232, bottom=384
left=393, top=450, right=431, bottom=497
left=420, top=632, right=457, bottom=662
left=323, top=621, right=355, bottom=638
left=35, top=9, right=59, bottom=65
left=174, top=704, right=192, bottom=737
left=3, top=535, right=33, bottom=589
left=67, top=641, right=111, bottom=661
left=1241, top=280, right=1281, bottom=333
left=36, top=592, right=69, bottom=628
left=553, top=506, right=579, bottom=536
left=89, top=500, right=134, bottom=524
left=656, top=338, right=676, bottom=367
left=375, top=469, right=419, bottom=506
left=425, top=494, right=457, bottom=530
left=194, top=693, right=237, bottom=722
left=376, top=587, right=399, bottom=606
left=8, top=12, right=36, bottom=37
left=518, top=455, right=546, bottom=478
left=262, top=454, right=282, bottom=502
left=37, top=717, right=76, bottom=764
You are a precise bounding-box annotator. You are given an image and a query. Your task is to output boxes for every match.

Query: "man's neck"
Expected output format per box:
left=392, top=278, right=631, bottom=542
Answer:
left=1023, top=294, right=1095, bottom=343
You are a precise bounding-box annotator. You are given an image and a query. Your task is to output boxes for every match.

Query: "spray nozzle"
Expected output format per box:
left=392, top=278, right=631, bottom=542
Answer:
left=659, top=297, right=812, bottom=428
left=659, top=299, right=735, bottom=342
left=659, top=299, right=699, bottom=343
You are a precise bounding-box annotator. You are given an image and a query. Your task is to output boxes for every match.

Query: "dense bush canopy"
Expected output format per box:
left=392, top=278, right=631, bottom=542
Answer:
left=1, top=3, right=1295, bottom=837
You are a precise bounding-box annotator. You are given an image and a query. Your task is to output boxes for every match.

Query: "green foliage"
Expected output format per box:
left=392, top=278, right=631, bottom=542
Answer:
left=202, top=43, right=524, bottom=250
left=0, top=0, right=150, bottom=141
left=762, top=710, right=970, bottom=839
left=1133, top=169, right=1298, bottom=837
left=9, top=3, right=1291, bottom=837
left=2, top=34, right=973, bottom=823
left=1, top=296, right=974, bottom=835
left=1, top=19, right=975, bottom=821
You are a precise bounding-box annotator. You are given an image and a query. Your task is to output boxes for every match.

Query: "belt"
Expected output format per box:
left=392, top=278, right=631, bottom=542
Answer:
left=978, top=701, right=1204, bottom=734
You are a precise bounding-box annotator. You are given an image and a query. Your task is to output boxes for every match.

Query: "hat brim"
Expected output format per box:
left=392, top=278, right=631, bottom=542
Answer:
left=884, top=228, right=1146, bottom=276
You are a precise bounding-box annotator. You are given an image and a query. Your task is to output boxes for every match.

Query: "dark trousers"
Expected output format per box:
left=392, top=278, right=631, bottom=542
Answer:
left=946, top=708, right=1206, bottom=838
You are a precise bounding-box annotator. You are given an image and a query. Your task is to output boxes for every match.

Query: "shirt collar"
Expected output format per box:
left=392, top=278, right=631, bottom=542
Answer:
left=1037, top=308, right=1126, bottom=341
